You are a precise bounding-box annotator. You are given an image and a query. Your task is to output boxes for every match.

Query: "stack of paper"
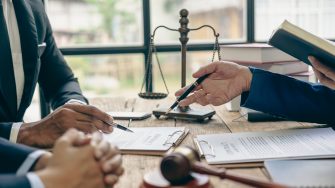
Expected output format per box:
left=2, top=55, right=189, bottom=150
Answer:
left=194, top=128, right=335, bottom=164
left=265, top=159, right=335, bottom=187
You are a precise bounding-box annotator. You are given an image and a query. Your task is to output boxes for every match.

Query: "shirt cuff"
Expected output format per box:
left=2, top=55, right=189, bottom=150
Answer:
left=27, top=173, right=45, bottom=188
left=17, top=150, right=47, bottom=175
left=66, top=99, right=87, bottom=105
left=9, top=122, right=23, bottom=143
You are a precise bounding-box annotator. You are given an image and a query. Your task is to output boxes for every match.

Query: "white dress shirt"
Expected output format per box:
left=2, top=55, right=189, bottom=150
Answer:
left=2, top=1, right=87, bottom=186
left=2, top=1, right=44, bottom=187
left=3, top=0, right=87, bottom=143
left=17, top=150, right=47, bottom=188
left=2, top=0, right=25, bottom=144
left=3, top=0, right=24, bottom=110
left=1, top=1, right=91, bottom=187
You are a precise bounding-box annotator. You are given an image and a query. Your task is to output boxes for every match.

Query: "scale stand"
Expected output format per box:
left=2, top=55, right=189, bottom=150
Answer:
left=152, top=9, right=221, bottom=121
left=137, top=9, right=220, bottom=121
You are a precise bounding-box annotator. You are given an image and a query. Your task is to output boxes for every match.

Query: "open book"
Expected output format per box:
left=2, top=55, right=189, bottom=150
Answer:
left=194, top=128, right=335, bottom=165
left=269, top=20, right=335, bottom=68
left=103, top=127, right=189, bottom=156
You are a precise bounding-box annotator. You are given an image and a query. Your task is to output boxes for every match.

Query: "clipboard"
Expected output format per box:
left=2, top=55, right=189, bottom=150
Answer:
left=104, top=127, right=189, bottom=156
left=193, top=137, right=263, bottom=168
left=193, top=128, right=335, bottom=168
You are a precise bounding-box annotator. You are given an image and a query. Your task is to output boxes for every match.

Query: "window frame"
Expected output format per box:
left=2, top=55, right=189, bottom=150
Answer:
left=57, top=0, right=255, bottom=89
left=40, top=0, right=254, bottom=117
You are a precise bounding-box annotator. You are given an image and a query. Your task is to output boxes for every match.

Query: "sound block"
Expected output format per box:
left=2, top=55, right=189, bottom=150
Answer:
left=140, top=169, right=212, bottom=188
left=153, top=107, right=215, bottom=121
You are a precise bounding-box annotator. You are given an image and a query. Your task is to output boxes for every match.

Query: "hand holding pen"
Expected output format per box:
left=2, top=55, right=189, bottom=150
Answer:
left=105, top=121, right=133, bottom=133
left=61, top=103, right=133, bottom=133
left=167, top=73, right=210, bottom=113
left=19, top=103, right=133, bottom=148
left=171, top=61, right=253, bottom=110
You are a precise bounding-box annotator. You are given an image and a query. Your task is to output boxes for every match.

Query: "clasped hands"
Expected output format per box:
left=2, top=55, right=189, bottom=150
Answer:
left=35, top=129, right=123, bottom=188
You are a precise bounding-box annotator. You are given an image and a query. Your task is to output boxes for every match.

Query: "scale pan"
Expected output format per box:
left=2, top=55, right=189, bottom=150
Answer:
left=138, top=92, right=168, bottom=99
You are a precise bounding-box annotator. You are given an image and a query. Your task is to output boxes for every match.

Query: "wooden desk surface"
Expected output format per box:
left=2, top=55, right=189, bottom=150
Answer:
left=90, top=97, right=318, bottom=188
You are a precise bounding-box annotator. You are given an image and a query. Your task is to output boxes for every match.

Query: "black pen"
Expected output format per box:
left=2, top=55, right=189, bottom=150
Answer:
left=166, top=73, right=210, bottom=114
left=106, top=121, right=134, bottom=133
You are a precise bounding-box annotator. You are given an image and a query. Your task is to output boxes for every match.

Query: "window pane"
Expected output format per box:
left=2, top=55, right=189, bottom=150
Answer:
left=150, top=0, right=246, bottom=44
left=255, top=0, right=335, bottom=41
left=47, top=0, right=143, bottom=47
left=65, top=54, right=144, bottom=98
left=152, top=51, right=217, bottom=93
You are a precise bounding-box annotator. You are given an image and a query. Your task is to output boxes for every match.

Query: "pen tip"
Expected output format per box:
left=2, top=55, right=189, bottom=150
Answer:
left=127, top=129, right=134, bottom=133
left=165, top=109, right=172, bottom=115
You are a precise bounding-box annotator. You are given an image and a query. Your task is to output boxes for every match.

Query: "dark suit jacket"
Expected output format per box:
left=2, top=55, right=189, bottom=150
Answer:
left=0, top=0, right=87, bottom=140
left=241, top=68, right=335, bottom=124
left=0, top=138, right=36, bottom=188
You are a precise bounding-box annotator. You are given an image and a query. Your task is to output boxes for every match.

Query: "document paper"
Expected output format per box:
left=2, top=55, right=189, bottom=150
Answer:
left=195, top=128, right=335, bottom=164
left=103, top=127, right=186, bottom=152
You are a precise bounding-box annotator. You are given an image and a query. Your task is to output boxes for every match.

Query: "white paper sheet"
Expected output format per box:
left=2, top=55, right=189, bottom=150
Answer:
left=103, top=127, right=186, bottom=151
left=195, top=128, right=335, bottom=164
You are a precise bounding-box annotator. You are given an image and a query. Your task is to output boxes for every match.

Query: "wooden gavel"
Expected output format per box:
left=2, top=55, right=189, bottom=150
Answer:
left=160, top=146, right=288, bottom=188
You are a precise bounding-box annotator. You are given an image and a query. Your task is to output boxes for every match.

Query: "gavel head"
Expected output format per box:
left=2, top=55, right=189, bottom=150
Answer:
left=160, top=146, right=200, bottom=185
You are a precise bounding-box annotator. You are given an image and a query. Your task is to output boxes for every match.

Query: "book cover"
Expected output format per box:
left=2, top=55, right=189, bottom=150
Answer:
left=269, top=20, right=335, bottom=68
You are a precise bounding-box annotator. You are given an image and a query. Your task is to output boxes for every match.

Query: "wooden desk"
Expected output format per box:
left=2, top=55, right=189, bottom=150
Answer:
left=90, top=97, right=318, bottom=188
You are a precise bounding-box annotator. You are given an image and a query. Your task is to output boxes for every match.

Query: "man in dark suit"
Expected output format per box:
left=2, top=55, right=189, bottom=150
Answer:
left=0, top=0, right=115, bottom=148
left=176, top=57, right=335, bottom=124
left=0, top=129, right=124, bottom=188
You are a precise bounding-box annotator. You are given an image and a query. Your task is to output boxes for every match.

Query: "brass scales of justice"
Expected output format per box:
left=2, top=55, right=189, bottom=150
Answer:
left=138, top=9, right=221, bottom=121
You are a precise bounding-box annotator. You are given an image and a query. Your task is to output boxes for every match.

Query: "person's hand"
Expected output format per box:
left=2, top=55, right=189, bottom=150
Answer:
left=91, top=132, right=124, bottom=187
left=33, top=152, right=52, bottom=171
left=36, top=129, right=105, bottom=188
left=175, top=61, right=252, bottom=107
left=33, top=131, right=124, bottom=188
left=18, top=104, right=114, bottom=148
left=32, top=130, right=90, bottom=171
left=309, top=56, right=335, bottom=89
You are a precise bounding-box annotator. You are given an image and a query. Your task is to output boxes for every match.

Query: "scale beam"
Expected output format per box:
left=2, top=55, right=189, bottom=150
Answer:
left=140, top=9, right=221, bottom=121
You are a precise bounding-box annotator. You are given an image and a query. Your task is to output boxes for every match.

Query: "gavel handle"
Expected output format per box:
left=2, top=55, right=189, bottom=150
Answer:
left=192, top=162, right=288, bottom=188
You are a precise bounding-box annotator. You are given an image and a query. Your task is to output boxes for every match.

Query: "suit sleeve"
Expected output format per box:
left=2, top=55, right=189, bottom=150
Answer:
left=38, top=9, right=88, bottom=110
left=241, top=68, right=335, bottom=124
left=0, top=175, right=31, bottom=188
left=0, top=122, right=14, bottom=140
left=0, top=138, right=35, bottom=174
